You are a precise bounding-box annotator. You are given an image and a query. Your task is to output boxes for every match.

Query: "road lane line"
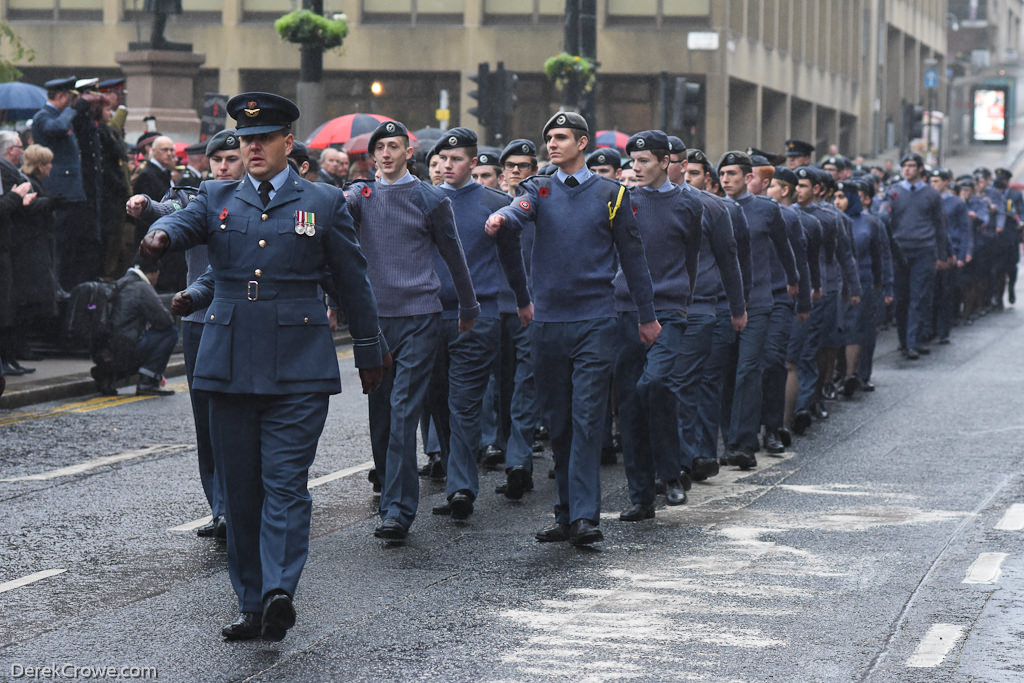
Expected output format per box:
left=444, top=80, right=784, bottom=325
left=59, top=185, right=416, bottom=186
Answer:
left=962, top=552, right=1008, bottom=584
left=0, top=382, right=189, bottom=426
left=906, top=623, right=964, bottom=667
left=0, top=444, right=188, bottom=483
left=169, top=459, right=375, bottom=531
left=0, top=569, right=67, bottom=594
left=994, top=503, right=1024, bottom=530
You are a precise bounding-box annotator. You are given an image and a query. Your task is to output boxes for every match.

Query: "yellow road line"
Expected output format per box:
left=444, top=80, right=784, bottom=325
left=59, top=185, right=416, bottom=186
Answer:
left=0, top=382, right=189, bottom=426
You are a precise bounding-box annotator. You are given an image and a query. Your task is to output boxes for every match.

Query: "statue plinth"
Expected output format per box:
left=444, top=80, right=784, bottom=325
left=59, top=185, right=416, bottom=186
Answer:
left=116, top=49, right=206, bottom=145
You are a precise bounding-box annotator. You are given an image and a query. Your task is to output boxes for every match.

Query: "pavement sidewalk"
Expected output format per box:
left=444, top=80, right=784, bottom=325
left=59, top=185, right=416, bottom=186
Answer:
left=0, top=330, right=353, bottom=411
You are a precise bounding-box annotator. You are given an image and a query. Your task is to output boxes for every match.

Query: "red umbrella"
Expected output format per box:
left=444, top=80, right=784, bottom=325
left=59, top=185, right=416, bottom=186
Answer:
left=594, top=130, right=629, bottom=152
left=306, top=113, right=413, bottom=148
left=342, top=132, right=373, bottom=155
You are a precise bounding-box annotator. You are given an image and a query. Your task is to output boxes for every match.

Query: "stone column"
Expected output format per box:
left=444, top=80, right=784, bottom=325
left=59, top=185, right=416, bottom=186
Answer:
left=115, top=50, right=206, bottom=145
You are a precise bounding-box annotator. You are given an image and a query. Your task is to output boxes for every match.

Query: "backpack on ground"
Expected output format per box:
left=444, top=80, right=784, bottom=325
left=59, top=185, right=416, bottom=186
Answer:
left=63, top=280, right=128, bottom=357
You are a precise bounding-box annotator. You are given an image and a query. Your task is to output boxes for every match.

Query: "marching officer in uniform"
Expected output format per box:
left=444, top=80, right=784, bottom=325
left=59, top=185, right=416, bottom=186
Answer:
left=141, top=92, right=385, bottom=642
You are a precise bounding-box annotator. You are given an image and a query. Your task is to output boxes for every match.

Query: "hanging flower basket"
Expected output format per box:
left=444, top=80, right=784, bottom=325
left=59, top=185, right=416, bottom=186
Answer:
left=543, top=52, right=596, bottom=93
left=275, top=9, right=348, bottom=52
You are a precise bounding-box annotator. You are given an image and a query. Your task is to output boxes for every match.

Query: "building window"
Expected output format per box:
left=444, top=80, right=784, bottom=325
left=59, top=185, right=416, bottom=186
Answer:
left=7, top=0, right=103, bottom=21
left=238, top=1, right=343, bottom=22
left=122, top=0, right=225, bottom=23
left=361, top=0, right=465, bottom=25
left=607, top=0, right=711, bottom=26
left=482, top=0, right=561, bottom=25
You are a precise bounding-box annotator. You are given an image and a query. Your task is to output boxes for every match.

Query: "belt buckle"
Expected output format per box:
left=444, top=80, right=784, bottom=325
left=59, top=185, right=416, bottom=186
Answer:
left=247, top=280, right=259, bottom=301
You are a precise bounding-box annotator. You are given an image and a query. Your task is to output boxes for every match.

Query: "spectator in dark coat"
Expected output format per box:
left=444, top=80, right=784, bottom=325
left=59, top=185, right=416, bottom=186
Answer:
left=0, top=172, right=37, bottom=376
left=90, top=259, right=177, bottom=396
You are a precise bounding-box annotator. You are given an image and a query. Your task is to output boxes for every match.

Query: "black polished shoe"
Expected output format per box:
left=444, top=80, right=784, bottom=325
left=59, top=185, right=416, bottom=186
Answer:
left=778, top=426, right=793, bottom=447
left=810, top=402, right=829, bottom=420
left=664, top=479, right=688, bottom=505
left=600, top=445, right=618, bottom=465
left=655, top=479, right=666, bottom=495
left=261, top=591, right=296, bottom=642
left=690, top=456, right=720, bottom=481
left=368, top=468, right=382, bottom=493
left=222, top=612, right=261, bottom=641
left=418, top=452, right=443, bottom=479
left=535, top=426, right=549, bottom=441
left=8, top=360, right=34, bottom=374
left=449, top=491, right=474, bottom=521
left=535, top=522, right=570, bottom=543
left=904, top=348, right=920, bottom=360
left=479, top=445, right=505, bottom=470
left=374, top=517, right=408, bottom=540
left=504, top=467, right=532, bottom=500
left=90, top=367, right=118, bottom=396
left=214, top=515, right=227, bottom=539
left=727, top=450, right=757, bottom=470
left=914, top=345, right=931, bottom=355
left=842, top=375, right=861, bottom=397
left=196, top=515, right=225, bottom=538
left=860, top=380, right=875, bottom=392
left=762, top=430, right=785, bottom=454
left=822, top=382, right=837, bottom=401
left=136, top=376, right=174, bottom=396
left=619, top=503, right=655, bottom=521
left=569, top=519, right=604, bottom=546
left=792, top=410, right=812, bottom=435
left=2, top=361, right=26, bottom=376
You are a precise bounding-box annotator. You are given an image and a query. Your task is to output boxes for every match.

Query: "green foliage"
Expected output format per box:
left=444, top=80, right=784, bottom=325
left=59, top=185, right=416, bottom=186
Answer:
left=543, top=52, right=595, bottom=93
left=275, top=9, right=348, bottom=52
left=0, top=21, right=35, bottom=82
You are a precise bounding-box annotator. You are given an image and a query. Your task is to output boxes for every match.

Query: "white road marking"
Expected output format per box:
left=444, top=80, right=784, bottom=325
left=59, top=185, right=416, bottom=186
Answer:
left=962, top=552, right=1008, bottom=584
left=994, top=503, right=1024, bottom=530
left=0, top=444, right=188, bottom=483
left=169, top=459, right=375, bottom=532
left=778, top=484, right=871, bottom=496
left=906, top=623, right=964, bottom=667
left=0, top=568, right=67, bottom=594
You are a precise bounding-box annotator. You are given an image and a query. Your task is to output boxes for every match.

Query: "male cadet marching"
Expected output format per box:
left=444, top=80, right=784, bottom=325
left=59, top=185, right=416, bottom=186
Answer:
left=496, top=138, right=544, bottom=500
left=880, top=153, right=949, bottom=359
left=127, top=128, right=245, bottom=541
left=344, top=120, right=478, bottom=541
left=425, top=127, right=530, bottom=522
left=470, top=149, right=502, bottom=189
left=766, top=166, right=823, bottom=436
left=993, top=167, right=1023, bottom=303
left=681, top=148, right=751, bottom=478
left=666, top=140, right=745, bottom=485
left=717, top=151, right=799, bottom=469
left=612, top=130, right=701, bottom=521
left=930, top=168, right=971, bottom=343
left=587, top=148, right=621, bottom=180
left=486, top=112, right=659, bottom=546
left=140, top=93, right=385, bottom=642
left=753, top=158, right=812, bottom=454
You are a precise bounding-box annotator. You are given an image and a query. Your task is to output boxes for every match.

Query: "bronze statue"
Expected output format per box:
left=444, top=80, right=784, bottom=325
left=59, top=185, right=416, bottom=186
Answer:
left=131, top=0, right=191, bottom=51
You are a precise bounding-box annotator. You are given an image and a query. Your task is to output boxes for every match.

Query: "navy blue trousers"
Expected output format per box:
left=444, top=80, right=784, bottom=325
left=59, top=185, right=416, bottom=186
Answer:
left=182, top=321, right=222, bottom=518
left=210, top=391, right=328, bottom=613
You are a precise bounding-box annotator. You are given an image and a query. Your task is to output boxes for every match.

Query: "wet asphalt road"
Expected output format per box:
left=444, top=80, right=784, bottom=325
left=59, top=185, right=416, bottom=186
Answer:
left=2, top=309, right=1024, bottom=682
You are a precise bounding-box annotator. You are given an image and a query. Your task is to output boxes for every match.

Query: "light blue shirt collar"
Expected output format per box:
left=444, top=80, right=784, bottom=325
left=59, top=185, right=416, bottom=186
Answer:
left=900, top=178, right=926, bottom=191
left=640, top=180, right=674, bottom=193
left=378, top=171, right=416, bottom=186
left=247, top=166, right=290, bottom=200
left=554, top=166, right=593, bottom=186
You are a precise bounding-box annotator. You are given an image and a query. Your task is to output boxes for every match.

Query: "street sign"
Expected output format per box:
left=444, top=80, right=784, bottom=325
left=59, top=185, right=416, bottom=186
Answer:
left=924, top=68, right=938, bottom=89
left=435, top=108, right=450, bottom=121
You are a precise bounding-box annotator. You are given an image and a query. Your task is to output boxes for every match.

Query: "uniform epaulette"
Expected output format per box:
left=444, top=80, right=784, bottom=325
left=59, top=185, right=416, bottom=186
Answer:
left=480, top=184, right=511, bottom=201
left=754, top=194, right=778, bottom=204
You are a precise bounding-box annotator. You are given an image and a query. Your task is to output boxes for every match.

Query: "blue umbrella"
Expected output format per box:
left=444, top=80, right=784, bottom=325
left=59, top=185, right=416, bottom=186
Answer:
left=0, top=82, right=48, bottom=120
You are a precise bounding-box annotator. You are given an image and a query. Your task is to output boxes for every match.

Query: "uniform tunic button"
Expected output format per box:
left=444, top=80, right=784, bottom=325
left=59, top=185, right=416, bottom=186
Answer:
left=261, top=213, right=268, bottom=221
left=259, top=239, right=267, bottom=248
left=304, top=316, right=309, bottom=323
left=220, top=224, right=226, bottom=230
left=254, top=269, right=262, bottom=277
left=209, top=314, right=215, bottom=321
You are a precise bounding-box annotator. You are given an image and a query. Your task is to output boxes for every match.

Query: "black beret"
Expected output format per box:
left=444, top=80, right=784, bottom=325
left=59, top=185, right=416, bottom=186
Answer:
left=900, top=153, right=924, bottom=167
left=687, top=148, right=710, bottom=169
left=185, top=142, right=207, bottom=155
left=500, top=138, right=537, bottom=164
left=289, top=140, right=310, bottom=165
left=773, top=166, right=798, bottom=185
left=973, top=166, right=992, bottom=178
left=368, top=119, right=410, bottom=152
left=625, top=130, right=669, bottom=154
left=228, top=92, right=299, bottom=136
left=476, top=150, right=500, bottom=168
left=205, top=128, right=239, bottom=156
left=586, top=149, right=620, bottom=170
left=784, top=139, right=815, bottom=157
left=822, top=155, right=842, bottom=167
left=667, top=135, right=686, bottom=154
left=435, top=127, right=478, bottom=151
left=43, top=76, right=77, bottom=92
left=543, top=111, right=588, bottom=137
left=749, top=154, right=773, bottom=167
left=929, top=167, right=952, bottom=181
left=836, top=179, right=861, bottom=195
left=955, top=174, right=975, bottom=184
left=794, top=166, right=820, bottom=183
left=718, top=151, right=752, bottom=169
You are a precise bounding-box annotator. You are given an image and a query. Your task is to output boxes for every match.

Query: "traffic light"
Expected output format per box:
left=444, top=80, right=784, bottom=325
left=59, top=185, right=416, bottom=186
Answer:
left=495, top=62, right=518, bottom=116
left=678, top=78, right=702, bottom=131
left=906, top=103, right=926, bottom=140
left=468, top=62, right=493, bottom=129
